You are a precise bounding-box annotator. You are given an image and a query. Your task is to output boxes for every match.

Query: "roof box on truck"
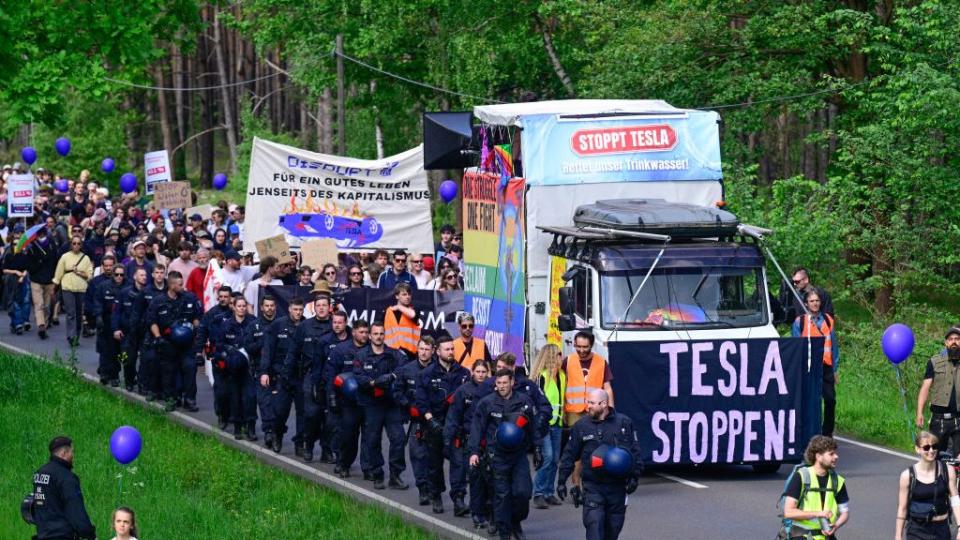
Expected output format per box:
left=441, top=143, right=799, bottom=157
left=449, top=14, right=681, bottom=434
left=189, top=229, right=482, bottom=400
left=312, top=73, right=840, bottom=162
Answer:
left=573, top=199, right=739, bottom=238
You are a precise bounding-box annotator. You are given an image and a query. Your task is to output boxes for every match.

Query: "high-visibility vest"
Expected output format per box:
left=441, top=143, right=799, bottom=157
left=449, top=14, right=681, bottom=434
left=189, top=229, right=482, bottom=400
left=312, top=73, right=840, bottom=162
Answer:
left=453, top=337, right=487, bottom=370
left=792, top=467, right=844, bottom=539
left=564, top=353, right=606, bottom=413
left=799, top=313, right=835, bottom=366
left=384, top=306, right=420, bottom=355
left=540, top=370, right=566, bottom=426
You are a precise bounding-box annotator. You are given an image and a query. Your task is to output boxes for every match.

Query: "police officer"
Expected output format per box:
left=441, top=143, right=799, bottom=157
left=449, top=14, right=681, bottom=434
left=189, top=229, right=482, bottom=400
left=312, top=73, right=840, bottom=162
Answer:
left=288, top=292, right=333, bottom=462
left=196, top=286, right=235, bottom=427
left=145, top=271, right=201, bottom=412
left=316, top=310, right=351, bottom=464
left=265, top=297, right=305, bottom=454
left=445, top=359, right=492, bottom=528
left=416, top=335, right=469, bottom=514
left=93, top=263, right=125, bottom=386
left=83, top=253, right=115, bottom=337
left=30, top=436, right=96, bottom=540
left=248, top=295, right=278, bottom=449
left=135, top=265, right=166, bottom=400
left=325, top=319, right=371, bottom=477
left=393, top=335, right=436, bottom=505
left=354, top=320, right=408, bottom=490
left=557, top=389, right=643, bottom=540
left=213, top=295, right=255, bottom=440
left=469, top=369, right=542, bottom=540
left=112, top=267, right=148, bottom=394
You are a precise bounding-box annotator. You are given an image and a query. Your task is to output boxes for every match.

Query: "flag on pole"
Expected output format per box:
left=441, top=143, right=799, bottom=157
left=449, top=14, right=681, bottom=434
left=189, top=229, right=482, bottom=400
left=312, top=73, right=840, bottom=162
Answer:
left=202, top=259, right=224, bottom=312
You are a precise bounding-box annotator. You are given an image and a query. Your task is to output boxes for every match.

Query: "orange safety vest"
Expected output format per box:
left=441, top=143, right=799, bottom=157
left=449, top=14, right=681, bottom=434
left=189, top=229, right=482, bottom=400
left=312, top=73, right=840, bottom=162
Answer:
left=453, top=337, right=487, bottom=370
left=564, top=352, right=606, bottom=413
left=384, top=306, right=420, bottom=355
left=799, top=313, right=835, bottom=366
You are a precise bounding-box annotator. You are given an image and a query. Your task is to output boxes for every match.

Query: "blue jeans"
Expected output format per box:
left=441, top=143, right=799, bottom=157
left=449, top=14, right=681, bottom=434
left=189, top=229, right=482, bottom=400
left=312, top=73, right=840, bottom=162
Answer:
left=8, top=278, right=31, bottom=329
left=533, top=425, right=562, bottom=497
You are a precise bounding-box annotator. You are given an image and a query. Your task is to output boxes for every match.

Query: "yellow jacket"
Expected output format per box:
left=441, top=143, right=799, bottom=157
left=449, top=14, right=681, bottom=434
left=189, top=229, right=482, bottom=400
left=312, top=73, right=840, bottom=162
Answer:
left=53, top=251, right=93, bottom=292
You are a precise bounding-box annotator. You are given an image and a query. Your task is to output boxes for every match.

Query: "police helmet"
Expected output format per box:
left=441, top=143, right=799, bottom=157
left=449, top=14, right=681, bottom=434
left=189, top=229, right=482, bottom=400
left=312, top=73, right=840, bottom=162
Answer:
left=590, top=444, right=633, bottom=477
left=169, top=322, right=195, bottom=346
left=334, top=372, right=359, bottom=398
left=495, top=421, right=524, bottom=451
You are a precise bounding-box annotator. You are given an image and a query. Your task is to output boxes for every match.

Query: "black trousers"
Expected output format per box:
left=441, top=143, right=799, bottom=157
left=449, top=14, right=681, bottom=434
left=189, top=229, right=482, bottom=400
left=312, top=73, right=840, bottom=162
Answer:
left=582, top=481, right=627, bottom=540
left=159, top=342, right=195, bottom=402
left=337, top=404, right=365, bottom=470
left=96, top=332, right=119, bottom=381
left=362, top=404, right=406, bottom=478
left=408, top=425, right=430, bottom=492
left=930, top=414, right=960, bottom=455
left=822, top=370, right=836, bottom=437
left=491, top=450, right=532, bottom=534
left=273, top=378, right=305, bottom=444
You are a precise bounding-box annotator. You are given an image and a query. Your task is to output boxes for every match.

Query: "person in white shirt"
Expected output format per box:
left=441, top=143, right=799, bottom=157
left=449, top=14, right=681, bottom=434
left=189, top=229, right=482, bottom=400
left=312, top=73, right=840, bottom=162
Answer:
left=110, top=506, right=138, bottom=540
left=219, top=251, right=257, bottom=293
left=409, top=254, right=432, bottom=289
left=244, top=255, right=282, bottom=315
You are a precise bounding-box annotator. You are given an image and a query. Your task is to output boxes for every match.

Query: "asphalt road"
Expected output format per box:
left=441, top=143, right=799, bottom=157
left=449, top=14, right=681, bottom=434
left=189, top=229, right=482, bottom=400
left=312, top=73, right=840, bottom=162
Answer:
left=1, top=318, right=910, bottom=539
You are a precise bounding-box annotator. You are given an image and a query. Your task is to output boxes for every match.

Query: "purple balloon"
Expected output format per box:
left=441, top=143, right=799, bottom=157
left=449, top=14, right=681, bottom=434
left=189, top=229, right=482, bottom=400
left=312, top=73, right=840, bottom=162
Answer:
left=55, top=137, right=71, bottom=157
left=439, top=180, right=458, bottom=203
left=54, top=179, right=69, bottom=193
left=21, top=147, right=37, bottom=165
left=119, top=172, right=137, bottom=194
left=101, top=158, right=115, bottom=174
left=882, top=323, right=915, bottom=365
left=213, top=173, right=228, bottom=190
left=109, top=425, right=142, bottom=465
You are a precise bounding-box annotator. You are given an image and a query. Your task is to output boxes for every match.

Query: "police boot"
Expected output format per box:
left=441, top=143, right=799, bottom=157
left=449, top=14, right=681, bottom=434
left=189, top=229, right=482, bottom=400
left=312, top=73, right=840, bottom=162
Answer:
left=245, top=422, right=257, bottom=442
left=363, top=470, right=374, bottom=481
left=486, top=523, right=498, bottom=537
left=271, top=435, right=283, bottom=454
left=234, top=424, right=244, bottom=440
left=511, top=523, right=526, bottom=540
left=372, top=476, right=385, bottom=490
left=431, top=496, right=444, bottom=514
left=453, top=495, right=469, bottom=517
left=263, top=431, right=275, bottom=449
left=164, top=398, right=176, bottom=412
left=334, top=465, right=350, bottom=478
left=294, top=442, right=305, bottom=458
left=388, top=473, right=409, bottom=490
left=302, top=444, right=314, bottom=463
left=418, top=488, right=430, bottom=506
left=184, top=400, right=199, bottom=413
left=217, top=416, right=228, bottom=431
left=320, top=448, right=336, bottom=464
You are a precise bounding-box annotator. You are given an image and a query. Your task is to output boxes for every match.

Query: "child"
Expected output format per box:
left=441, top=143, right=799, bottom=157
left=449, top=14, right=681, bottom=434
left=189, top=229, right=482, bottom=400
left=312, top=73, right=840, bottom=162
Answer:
left=111, top=506, right=139, bottom=540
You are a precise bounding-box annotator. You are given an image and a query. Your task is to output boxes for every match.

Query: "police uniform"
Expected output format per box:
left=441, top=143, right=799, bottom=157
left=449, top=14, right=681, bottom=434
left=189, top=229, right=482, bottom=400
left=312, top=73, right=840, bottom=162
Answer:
left=213, top=313, right=256, bottom=437
left=31, top=455, right=96, bottom=540
left=82, top=271, right=109, bottom=336
left=92, top=277, right=122, bottom=385
left=196, top=303, right=233, bottom=422
left=135, top=283, right=165, bottom=399
left=287, top=315, right=332, bottom=460
left=144, top=290, right=201, bottom=407
left=558, top=408, right=644, bottom=540
left=265, top=315, right=303, bottom=452
left=324, top=338, right=370, bottom=475
left=468, top=388, right=541, bottom=539
left=393, top=355, right=434, bottom=502
left=246, top=313, right=277, bottom=445
left=475, top=370, right=553, bottom=435
left=415, top=359, right=469, bottom=507
left=354, top=344, right=407, bottom=484
left=444, top=377, right=490, bottom=523
left=316, top=329, right=351, bottom=463
left=112, top=282, right=146, bottom=392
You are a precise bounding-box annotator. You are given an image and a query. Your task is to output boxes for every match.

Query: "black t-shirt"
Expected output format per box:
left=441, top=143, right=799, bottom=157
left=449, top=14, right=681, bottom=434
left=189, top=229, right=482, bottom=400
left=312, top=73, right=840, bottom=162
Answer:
left=785, top=470, right=850, bottom=507
left=925, top=359, right=958, bottom=414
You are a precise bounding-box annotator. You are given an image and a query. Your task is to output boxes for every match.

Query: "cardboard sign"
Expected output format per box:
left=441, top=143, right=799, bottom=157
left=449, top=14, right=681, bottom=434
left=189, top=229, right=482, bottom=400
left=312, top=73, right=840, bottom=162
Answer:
left=255, top=234, right=293, bottom=264
left=300, top=238, right=339, bottom=270
left=154, top=181, right=192, bottom=209
left=185, top=204, right=214, bottom=220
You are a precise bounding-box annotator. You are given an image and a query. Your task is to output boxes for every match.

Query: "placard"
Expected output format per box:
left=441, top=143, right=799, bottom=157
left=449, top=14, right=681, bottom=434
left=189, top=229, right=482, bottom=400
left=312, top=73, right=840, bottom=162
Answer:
left=255, top=234, right=293, bottom=263
left=153, top=181, right=192, bottom=210
left=144, top=150, right=172, bottom=194
left=300, top=238, right=339, bottom=270
left=186, top=204, right=214, bottom=220
left=8, top=174, right=35, bottom=218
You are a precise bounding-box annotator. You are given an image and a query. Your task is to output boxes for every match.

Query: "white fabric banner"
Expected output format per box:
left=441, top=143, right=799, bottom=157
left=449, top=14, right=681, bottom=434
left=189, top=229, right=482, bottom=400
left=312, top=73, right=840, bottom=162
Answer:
left=243, top=137, right=434, bottom=254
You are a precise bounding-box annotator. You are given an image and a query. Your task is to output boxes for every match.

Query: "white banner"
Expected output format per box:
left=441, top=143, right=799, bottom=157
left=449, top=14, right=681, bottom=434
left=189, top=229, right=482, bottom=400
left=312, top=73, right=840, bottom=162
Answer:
left=144, top=150, right=172, bottom=195
left=243, top=137, right=434, bottom=254
left=8, top=174, right=35, bottom=218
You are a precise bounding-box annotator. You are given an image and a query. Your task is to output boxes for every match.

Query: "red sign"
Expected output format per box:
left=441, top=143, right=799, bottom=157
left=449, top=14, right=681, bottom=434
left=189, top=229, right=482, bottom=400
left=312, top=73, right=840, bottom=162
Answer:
left=147, top=166, right=167, bottom=175
left=13, top=190, right=31, bottom=197
left=570, top=125, right=677, bottom=156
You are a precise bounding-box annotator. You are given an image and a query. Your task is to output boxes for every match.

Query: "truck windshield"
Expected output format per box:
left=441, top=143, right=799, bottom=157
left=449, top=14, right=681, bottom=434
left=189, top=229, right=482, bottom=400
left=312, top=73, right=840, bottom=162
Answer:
left=600, top=266, right=767, bottom=330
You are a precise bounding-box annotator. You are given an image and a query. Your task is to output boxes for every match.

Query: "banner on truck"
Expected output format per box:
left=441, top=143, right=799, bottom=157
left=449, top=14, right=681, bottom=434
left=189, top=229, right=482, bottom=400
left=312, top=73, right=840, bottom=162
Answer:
left=8, top=174, right=35, bottom=217
left=520, top=111, right=722, bottom=185
left=462, top=171, right=526, bottom=364
left=609, top=338, right=823, bottom=465
left=243, top=137, right=434, bottom=254
left=144, top=150, right=172, bottom=194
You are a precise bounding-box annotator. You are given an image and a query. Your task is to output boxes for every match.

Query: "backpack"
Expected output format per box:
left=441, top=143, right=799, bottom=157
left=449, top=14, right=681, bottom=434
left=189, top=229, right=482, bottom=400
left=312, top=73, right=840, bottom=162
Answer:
left=905, top=462, right=949, bottom=522
left=777, top=464, right=839, bottom=540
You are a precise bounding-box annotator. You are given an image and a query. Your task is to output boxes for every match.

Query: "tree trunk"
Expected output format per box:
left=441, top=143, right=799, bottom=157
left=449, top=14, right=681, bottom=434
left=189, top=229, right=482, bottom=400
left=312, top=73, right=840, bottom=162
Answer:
left=213, top=10, right=238, bottom=177
left=534, top=15, right=575, bottom=97
left=198, top=7, right=215, bottom=188
left=321, top=88, right=333, bottom=154
left=371, top=80, right=384, bottom=159
left=154, top=61, right=175, bottom=162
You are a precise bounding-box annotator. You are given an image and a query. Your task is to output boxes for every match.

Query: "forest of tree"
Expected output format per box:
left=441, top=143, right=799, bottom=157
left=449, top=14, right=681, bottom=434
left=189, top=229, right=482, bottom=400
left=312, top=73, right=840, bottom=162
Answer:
left=1, top=0, right=958, bottom=317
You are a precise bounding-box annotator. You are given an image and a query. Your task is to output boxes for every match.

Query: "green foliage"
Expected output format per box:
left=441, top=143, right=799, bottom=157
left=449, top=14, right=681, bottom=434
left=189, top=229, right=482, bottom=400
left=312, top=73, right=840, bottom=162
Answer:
left=0, top=352, right=431, bottom=539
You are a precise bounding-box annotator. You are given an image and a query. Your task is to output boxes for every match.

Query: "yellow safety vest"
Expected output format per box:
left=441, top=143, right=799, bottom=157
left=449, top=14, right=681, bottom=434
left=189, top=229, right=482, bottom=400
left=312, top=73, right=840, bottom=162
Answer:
left=540, top=370, right=566, bottom=427
left=793, top=467, right=844, bottom=540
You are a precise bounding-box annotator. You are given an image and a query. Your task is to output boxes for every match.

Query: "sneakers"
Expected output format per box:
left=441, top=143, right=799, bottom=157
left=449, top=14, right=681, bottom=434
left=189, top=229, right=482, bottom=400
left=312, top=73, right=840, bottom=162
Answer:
left=533, top=495, right=548, bottom=509
left=388, top=474, right=409, bottom=490
left=23, top=323, right=30, bottom=331
left=545, top=495, right=562, bottom=506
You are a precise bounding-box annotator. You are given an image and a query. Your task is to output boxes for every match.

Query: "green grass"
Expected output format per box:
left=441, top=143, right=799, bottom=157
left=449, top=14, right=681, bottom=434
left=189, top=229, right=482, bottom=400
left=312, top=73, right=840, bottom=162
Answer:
left=0, top=352, right=433, bottom=539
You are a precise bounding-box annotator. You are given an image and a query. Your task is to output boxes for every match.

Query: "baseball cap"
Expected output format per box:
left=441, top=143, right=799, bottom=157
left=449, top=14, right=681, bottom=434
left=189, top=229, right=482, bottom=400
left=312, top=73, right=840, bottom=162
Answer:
left=131, top=240, right=146, bottom=250
left=225, top=251, right=241, bottom=261
left=946, top=325, right=960, bottom=339
left=190, top=213, right=203, bottom=221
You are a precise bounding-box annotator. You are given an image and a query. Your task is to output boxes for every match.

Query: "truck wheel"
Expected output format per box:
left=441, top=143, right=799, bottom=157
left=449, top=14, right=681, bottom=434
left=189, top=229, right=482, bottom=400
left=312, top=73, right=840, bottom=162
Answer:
left=752, top=463, right=781, bottom=474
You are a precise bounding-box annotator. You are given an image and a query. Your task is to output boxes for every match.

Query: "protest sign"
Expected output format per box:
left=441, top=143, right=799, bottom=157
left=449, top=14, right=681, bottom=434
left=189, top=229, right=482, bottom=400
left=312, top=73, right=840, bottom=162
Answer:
left=153, top=181, right=192, bottom=209
left=300, top=238, right=339, bottom=270
left=8, top=174, right=35, bottom=218
left=144, top=150, right=172, bottom=194
left=255, top=234, right=292, bottom=263
left=186, top=204, right=214, bottom=220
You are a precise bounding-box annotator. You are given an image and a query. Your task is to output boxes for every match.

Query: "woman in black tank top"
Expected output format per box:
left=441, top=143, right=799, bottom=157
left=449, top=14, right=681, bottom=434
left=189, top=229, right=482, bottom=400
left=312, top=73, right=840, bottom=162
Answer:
left=896, top=431, right=960, bottom=540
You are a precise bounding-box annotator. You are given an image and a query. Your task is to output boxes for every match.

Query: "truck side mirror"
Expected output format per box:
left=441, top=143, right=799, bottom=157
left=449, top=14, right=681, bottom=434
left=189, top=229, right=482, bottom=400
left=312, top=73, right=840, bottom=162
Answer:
left=559, top=286, right=575, bottom=316
left=558, top=314, right=576, bottom=332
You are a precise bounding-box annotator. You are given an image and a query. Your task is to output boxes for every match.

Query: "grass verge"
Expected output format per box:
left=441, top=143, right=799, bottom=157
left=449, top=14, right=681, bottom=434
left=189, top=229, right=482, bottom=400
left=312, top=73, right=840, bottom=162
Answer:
left=0, top=351, right=432, bottom=539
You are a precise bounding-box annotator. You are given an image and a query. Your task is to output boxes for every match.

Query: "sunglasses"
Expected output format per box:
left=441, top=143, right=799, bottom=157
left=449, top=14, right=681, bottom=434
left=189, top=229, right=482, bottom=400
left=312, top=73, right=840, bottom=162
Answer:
left=921, top=444, right=937, bottom=452
left=395, top=258, right=407, bottom=263
left=349, top=271, right=362, bottom=276
left=324, top=270, right=336, bottom=275
left=461, top=323, right=474, bottom=329
left=71, top=242, right=82, bottom=246
left=114, top=273, right=125, bottom=277
left=445, top=274, right=457, bottom=279
left=411, top=259, right=423, bottom=263
left=792, top=280, right=802, bottom=285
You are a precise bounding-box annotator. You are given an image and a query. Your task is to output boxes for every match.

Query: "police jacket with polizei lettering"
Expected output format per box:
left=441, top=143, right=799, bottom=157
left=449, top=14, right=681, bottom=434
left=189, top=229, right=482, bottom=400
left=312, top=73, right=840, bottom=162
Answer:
left=31, top=456, right=96, bottom=540
left=285, top=316, right=333, bottom=380
left=415, top=360, right=470, bottom=421
left=309, top=330, right=351, bottom=389
left=113, top=284, right=145, bottom=335
left=558, top=408, right=644, bottom=486
left=443, top=379, right=484, bottom=448
left=353, top=344, right=406, bottom=406
left=145, top=291, right=201, bottom=339
left=195, top=303, right=232, bottom=354
left=324, top=339, right=370, bottom=402
left=244, top=314, right=275, bottom=375
left=476, top=370, right=553, bottom=438
left=468, top=390, right=539, bottom=457
left=212, top=313, right=254, bottom=349
left=393, top=358, right=434, bottom=415
left=263, top=316, right=302, bottom=381
left=92, top=279, right=122, bottom=331
left=134, top=283, right=166, bottom=339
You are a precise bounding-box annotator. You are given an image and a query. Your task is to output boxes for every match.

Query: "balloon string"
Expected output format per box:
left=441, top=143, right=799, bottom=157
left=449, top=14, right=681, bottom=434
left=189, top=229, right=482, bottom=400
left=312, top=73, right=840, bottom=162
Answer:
left=894, top=365, right=917, bottom=443
left=116, top=465, right=124, bottom=508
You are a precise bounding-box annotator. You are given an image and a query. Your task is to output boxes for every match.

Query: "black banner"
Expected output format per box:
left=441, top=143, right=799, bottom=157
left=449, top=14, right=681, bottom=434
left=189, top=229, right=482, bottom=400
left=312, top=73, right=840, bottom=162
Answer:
left=609, top=338, right=823, bottom=465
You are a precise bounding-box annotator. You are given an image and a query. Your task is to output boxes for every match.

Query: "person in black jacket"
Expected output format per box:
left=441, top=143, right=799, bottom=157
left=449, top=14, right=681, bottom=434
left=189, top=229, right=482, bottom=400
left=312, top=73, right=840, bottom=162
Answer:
left=393, top=335, right=436, bottom=505
left=557, top=388, right=644, bottom=540
left=444, top=359, right=492, bottom=527
left=26, top=229, right=60, bottom=340
left=93, top=265, right=126, bottom=386
left=248, top=295, right=278, bottom=449
left=30, top=436, right=96, bottom=540
left=113, top=268, right=148, bottom=393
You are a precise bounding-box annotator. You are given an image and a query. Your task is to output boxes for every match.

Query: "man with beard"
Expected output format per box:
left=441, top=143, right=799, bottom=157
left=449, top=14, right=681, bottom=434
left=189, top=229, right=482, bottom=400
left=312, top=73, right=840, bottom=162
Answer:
left=917, top=324, right=960, bottom=454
